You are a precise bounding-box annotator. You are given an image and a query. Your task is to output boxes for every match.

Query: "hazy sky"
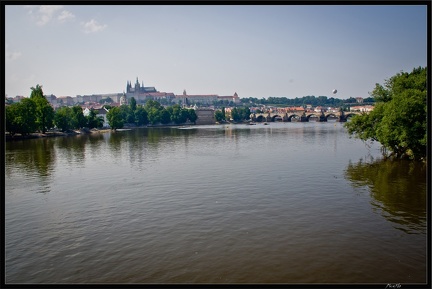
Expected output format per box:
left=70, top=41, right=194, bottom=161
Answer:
left=5, top=4, right=428, bottom=99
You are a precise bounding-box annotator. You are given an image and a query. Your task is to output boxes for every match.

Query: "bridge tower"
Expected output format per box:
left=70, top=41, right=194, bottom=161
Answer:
left=339, top=110, right=346, bottom=122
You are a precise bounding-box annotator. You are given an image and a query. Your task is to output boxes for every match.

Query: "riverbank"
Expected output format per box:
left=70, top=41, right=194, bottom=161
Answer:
left=5, top=122, right=247, bottom=141
left=5, top=128, right=109, bottom=142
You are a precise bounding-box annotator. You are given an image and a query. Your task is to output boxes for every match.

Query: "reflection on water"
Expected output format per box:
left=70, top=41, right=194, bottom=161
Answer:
left=344, top=158, right=427, bottom=234
left=6, top=138, right=56, bottom=179
left=5, top=124, right=427, bottom=284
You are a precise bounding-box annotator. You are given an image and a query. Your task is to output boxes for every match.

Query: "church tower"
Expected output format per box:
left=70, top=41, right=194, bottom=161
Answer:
left=120, top=91, right=128, bottom=105
left=126, top=81, right=131, bottom=93
left=135, top=77, right=140, bottom=93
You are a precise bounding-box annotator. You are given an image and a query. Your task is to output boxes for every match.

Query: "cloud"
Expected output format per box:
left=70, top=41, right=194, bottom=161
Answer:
left=82, top=19, right=107, bottom=33
left=5, top=45, right=22, bottom=61
left=36, top=5, right=63, bottom=25
left=24, top=5, right=75, bottom=26
left=58, top=10, right=75, bottom=22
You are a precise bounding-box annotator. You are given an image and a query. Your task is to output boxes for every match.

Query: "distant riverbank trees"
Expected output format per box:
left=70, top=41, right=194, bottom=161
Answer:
left=6, top=92, right=199, bottom=135
left=6, top=84, right=56, bottom=136
left=240, top=95, right=375, bottom=107
left=106, top=98, right=198, bottom=130
left=215, top=107, right=250, bottom=122
left=344, top=66, right=427, bottom=160
left=6, top=84, right=104, bottom=136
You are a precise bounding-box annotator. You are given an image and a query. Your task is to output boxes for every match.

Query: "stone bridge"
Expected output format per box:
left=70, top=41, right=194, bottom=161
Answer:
left=250, top=111, right=362, bottom=122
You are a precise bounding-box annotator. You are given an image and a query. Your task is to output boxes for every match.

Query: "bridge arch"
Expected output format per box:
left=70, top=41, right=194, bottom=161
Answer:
left=256, top=115, right=266, bottom=122
left=325, top=113, right=338, bottom=119
left=271, top=115, right=284, bottom=122
left=288, top=114, right=301, bottom=122
left=344, top=113, right=358, bottom=120
left=306, top=114, right=320, bottom=120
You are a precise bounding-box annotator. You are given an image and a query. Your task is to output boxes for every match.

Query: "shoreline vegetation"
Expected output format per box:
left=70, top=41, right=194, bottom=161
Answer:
left=4, top=121, right=239, bottom=142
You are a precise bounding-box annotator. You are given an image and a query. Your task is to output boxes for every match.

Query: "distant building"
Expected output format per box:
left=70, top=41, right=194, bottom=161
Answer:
left=83, top=106, right=110, bottom=128
left=217, top=92, right=241, bottom=104
left=119, top=92, right=128, bottom=105
left=57, top=96, right=75, bottom=106
left=125, top=77, right=175, bottom=103
left=194, top=107, right=215, bottom=125
left=173, top=90, right=240, bottom=106
left=350, top=105, right=374, bottom=112
left=11, top=95, right=25, bottom=103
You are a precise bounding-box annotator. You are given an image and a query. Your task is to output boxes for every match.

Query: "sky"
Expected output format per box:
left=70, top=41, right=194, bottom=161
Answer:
left=4, top=4, right=428, bottom=99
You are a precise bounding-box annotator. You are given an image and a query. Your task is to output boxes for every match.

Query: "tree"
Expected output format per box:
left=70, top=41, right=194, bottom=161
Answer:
left=5, top=104, right=19, bottom=136
left=231, top=107, right=242, bottom=122
left=5, top=98, right=37, bottom=136
left=145, top=100, right=163, bottom=125
left=238, top=107, right=251, bottom=120
left=119, top=105, right=134, bottom=124
left=30, top=85, right=54, bottom=133
left=168, top=104, right=187, bottom=124
left=215, top=110, right=225, bottom=122
left=86, top=108, right=103, bottom=129
left=70, top=106, right=87, bottom=129
left=129, top=97, right=137, bottom=112
left=345, top=66, right=427, bottom=160
left=160, top=108, right=171, bottom=124
left=146, top=107, right=160, bottom=125
left=187, top=109, right=197, bottom=124
left=106, top=106, right=124, bottom=130
left=134, top=106, right=149, bottom=126
left=54, top=106, right=73, bottom=131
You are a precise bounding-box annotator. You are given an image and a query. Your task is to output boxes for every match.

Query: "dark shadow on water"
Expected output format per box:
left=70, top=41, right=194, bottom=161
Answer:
left=6, top=138, right=56, bottom=180
left=344, top=158, right=427, bottom=234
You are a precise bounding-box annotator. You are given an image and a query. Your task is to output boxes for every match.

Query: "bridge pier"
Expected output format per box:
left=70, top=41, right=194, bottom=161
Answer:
left=319, top=115, right=327, bottom=122
left=251, top=111, right=362, bottom=123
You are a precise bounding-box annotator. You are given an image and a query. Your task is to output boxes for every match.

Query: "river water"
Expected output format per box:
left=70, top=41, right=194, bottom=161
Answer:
left=5, top=122, right=427, bottom=284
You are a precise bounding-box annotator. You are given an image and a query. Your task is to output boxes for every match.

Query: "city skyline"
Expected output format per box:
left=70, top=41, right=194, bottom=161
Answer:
left=5, top=4, right=428, bottom=99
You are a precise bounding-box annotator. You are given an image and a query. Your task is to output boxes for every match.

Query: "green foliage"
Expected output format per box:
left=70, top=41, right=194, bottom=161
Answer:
left=160, top=108, right=171, bottom=124
left=229, top=107, right=250, bottom=122
left=215, top=110, right=225, bottom=122
left=146, top=107, right=161, bottom=125
left=30, top=84, right=44, bottom=99
left=86, top=108, right=104, bottom=129
left=345, top=66, right=427, bottom=160
left=119, top=105, right=135, bottom=124
left=106, top=106, right=124, bottom=130
left=134, top=106, right=149, bottom=126
left=70, top=106, right=87, bottom=129
left=231, top=107, right=242, bottom=122
left=167, top=104, right=193, bottom=124
left=54, top=106, right=73, bottom=131
left=129, top=97, right=137, bottom=112
left=30, top=85, right=54, bottom=133
left=187, top=109, right=197, bottom=123
left=5, top=98, right=37, bottom=136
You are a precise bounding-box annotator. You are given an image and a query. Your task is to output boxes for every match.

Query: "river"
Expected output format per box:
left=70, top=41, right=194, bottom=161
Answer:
left=5, top=122, right=427, bottom=284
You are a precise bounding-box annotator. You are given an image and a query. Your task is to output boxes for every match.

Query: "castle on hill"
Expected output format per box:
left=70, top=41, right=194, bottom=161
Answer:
left=45, top=77, right=240, bottom=107
left=124, top=77, right=240, bottom=106
left=125, top=77, right=175, bottom=103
